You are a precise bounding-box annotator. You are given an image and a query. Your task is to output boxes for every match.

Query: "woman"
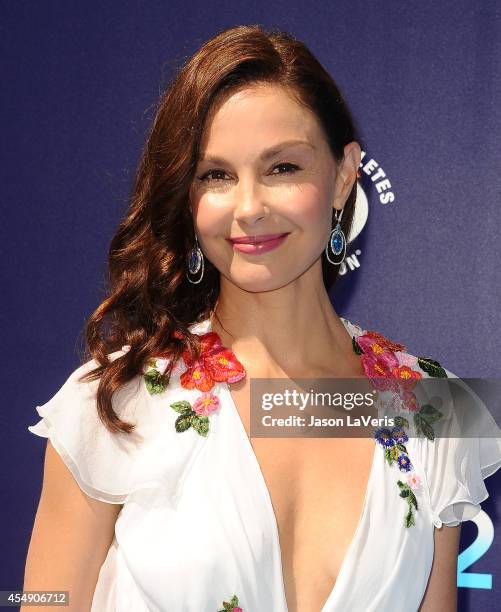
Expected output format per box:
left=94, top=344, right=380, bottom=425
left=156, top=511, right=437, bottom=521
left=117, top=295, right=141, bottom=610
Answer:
left=23, top=25, right=501, bottom=611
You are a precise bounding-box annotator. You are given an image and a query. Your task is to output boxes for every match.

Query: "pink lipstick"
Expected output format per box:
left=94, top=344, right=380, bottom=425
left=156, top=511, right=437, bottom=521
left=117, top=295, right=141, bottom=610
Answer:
left=227, top=232, right=290, bottom=254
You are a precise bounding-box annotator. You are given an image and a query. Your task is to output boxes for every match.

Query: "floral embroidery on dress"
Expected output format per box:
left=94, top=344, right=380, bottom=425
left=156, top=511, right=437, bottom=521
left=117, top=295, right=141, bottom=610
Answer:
left=179, top=331, right=246, bottom=391
left=144, top=317, right=448, bottom=522
left=349, top=322, right=448, bottom=527
left=143, top=330, right=246, bottom=437
left=169, top=394, right=221, bottom=436
left=217, top=594, right=243, bottom=612
left=374, top=425, right=419, bottom=526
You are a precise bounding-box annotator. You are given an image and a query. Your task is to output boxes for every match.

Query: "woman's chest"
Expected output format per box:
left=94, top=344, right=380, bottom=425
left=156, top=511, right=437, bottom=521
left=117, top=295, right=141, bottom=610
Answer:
left=223, top=375, right=379, bottom=612
left=249, top=434, right=376, bottom=612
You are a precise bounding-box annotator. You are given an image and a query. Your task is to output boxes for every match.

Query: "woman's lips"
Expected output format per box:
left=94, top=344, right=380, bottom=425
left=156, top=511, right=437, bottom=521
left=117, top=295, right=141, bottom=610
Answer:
left=226, top=232, right=290, bottom=254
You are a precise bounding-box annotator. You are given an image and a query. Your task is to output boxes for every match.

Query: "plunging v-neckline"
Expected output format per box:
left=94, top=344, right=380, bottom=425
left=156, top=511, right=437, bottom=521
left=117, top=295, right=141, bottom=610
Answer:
left=207, top=316, right=378, bottom=611
left=222, top=381, right=377, bottom=611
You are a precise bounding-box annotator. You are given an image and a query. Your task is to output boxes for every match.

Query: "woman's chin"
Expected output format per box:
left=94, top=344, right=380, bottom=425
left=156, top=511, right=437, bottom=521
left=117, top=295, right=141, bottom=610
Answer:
left=224, top=268, right=297, bottom=293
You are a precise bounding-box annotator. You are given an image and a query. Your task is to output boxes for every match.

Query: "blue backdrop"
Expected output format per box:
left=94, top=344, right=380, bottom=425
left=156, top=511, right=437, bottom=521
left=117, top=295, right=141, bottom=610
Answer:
left=2, top=1, right=500, bottom=609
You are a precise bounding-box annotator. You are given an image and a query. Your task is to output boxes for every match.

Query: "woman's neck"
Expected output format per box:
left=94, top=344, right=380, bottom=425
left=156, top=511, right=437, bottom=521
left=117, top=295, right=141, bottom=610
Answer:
left=209, top=287, right=355, bottom=379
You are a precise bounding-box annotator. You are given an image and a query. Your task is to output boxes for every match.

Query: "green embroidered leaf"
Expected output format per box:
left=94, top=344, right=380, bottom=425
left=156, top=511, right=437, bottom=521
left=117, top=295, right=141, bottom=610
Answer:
left=420, top=419, right=435, bottom=441
left=415, top=413, right=435, bottom=441
left=409, top=490, right=418, bottom=510
left=394, top=415, right=410, bottom=429
left=405, top=507, right=415, bottom=528
left=175, top=413, right=193, bottom=433
left=170, top=400, right=193, bottom=415
left=192, top=414, right=210, bottom=437
left=419, top=404, right=443, bottom=423
left=396, top=443, right=408, bottom=453
left=397, top=480, right=418, bottom=527
left=144, top=369, right=166, bottom=394
left=413, top=404, right=442, bottom=441
left=417, top=357, right=448, bottom=378
left=229, top=595, right=239, bottom=606
left=352, top=337, right=363, bottom=355
left=413, top=413, right=424, bottom=437
left=384, top=448, right=395, bottom=466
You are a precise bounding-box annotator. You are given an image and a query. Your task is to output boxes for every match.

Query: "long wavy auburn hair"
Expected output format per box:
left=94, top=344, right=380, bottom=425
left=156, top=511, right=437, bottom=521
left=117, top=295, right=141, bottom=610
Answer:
left=78, top=24, right=362, bottom=436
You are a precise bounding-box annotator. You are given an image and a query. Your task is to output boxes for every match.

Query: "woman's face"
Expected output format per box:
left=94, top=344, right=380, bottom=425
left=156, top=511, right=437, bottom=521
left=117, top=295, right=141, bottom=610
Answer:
left=189, top=83, right=359, bottom=292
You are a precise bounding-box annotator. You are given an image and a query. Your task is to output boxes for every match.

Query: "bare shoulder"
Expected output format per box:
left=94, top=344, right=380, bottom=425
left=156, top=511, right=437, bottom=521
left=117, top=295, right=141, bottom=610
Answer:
left=22, top=440, right=122, bottom=611
left=418, top=524, right=462, bottom=611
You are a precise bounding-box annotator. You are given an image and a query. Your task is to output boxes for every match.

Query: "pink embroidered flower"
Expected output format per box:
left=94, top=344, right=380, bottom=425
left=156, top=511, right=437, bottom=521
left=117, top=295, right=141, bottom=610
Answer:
left=359, top=352, right=400, bottom=392
left=400, top=390, right=420, bottom=412
left=406, top=472, right=421, bottom=490
left=192, top=392, right=220, bottom=416
left=398, top=353, right=419, bottom=368
left=180, top=332, right=246, bottom=392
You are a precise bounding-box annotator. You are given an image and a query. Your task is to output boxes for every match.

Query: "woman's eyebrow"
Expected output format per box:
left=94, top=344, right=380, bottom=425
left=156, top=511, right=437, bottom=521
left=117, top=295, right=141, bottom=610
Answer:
left=200, top=140, right=315, bottom=164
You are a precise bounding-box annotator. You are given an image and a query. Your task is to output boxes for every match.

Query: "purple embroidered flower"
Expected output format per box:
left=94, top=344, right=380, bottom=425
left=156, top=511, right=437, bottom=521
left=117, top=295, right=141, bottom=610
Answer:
left=374, top=427, right=396, bottom=447
left=397, top=454, right=413, bottom=472
left=391, top=426, right=408, bottom=444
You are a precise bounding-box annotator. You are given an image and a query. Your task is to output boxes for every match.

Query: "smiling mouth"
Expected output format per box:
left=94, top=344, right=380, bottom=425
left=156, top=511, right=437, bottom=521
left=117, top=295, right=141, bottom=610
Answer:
left=227, top=232, right=290, bottom=245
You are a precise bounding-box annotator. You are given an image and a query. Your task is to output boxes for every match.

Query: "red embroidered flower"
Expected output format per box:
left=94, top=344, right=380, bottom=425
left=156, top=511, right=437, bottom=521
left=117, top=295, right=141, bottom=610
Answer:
left=391, top=364, right=422, bottom=392
left=363, top=330, right=407, bottom=353
left=356, top=330, right=418, bottom=395
left=180, top=331, right=246, bottom=392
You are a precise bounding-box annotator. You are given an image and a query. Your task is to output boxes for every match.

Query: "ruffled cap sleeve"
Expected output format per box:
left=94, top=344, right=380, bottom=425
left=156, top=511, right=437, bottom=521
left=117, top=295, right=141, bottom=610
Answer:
left=416, top=367, right=501, bottom=527
left=27, top=349, right=204, bottom=507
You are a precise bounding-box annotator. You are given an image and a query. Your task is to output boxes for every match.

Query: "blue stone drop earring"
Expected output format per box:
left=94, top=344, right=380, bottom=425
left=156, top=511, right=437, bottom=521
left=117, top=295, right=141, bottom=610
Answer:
left=186, top=233, right=205, bottom=284
left=325, top=207, right=347, bottom=266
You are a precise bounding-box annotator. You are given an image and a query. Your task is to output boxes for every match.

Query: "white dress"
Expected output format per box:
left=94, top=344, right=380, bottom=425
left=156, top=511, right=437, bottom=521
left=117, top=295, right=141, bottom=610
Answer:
left=27, top=316, right=501, bottom=612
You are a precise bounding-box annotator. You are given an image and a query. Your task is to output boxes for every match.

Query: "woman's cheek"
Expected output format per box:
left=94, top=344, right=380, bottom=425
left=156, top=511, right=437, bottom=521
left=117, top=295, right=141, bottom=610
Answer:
left=282, top=189, right=331, bottom=236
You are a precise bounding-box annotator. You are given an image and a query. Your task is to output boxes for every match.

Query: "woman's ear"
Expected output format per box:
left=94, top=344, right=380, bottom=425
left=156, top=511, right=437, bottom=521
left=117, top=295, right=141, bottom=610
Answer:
left=332, top=141, right=361, bottom=211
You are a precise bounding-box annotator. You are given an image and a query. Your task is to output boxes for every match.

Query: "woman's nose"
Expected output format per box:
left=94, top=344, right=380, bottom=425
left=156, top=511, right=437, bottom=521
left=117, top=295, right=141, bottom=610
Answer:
left=232, top=179, right=269, bottom=224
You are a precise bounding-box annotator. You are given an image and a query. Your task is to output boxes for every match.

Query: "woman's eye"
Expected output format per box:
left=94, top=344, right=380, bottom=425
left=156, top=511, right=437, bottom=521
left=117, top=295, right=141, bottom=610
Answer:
left=197, top=169, right=228, bottom=183
left=271, top=162, right=300, bottom=175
